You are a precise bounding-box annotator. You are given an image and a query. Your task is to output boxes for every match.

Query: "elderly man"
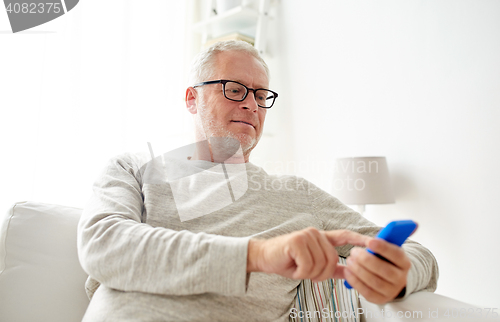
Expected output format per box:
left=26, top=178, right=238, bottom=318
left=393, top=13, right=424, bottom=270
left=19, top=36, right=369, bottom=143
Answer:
left=77, top=40, right=438, bottom=321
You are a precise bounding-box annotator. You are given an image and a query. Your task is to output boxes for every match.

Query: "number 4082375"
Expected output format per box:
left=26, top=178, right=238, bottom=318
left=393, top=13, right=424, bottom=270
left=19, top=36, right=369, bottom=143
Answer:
left=6, top=3, right=62, bottom=14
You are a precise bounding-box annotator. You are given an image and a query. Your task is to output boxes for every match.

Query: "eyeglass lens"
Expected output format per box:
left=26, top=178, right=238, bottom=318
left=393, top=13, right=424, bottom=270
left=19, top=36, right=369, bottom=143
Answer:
left=224, top=81, right=275, bottom=108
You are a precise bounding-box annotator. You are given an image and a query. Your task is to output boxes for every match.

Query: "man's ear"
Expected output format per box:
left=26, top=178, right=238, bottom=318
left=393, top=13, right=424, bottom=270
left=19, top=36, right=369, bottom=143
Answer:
left=185, top=87, right=198, bottom=114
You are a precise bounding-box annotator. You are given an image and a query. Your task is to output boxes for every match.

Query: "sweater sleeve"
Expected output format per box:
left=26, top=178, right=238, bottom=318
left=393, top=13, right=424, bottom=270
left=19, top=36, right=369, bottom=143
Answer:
left=308, top=183, right=439, bottom=299
left=76, top=153, right=250, bottom=297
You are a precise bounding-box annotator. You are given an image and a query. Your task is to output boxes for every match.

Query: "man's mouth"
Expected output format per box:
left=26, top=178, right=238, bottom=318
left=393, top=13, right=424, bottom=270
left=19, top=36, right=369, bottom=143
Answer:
left=231, top=120, right=255, bottom=128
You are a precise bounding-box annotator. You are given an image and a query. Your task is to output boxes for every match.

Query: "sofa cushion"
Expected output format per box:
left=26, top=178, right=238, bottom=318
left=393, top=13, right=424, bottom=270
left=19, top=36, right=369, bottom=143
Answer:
left=0, top=201, right=89, bottom=322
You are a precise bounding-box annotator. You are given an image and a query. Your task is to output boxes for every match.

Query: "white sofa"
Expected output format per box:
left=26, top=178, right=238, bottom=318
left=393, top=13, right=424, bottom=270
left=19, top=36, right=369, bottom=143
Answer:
left=0, top=201, right=487, bottom=322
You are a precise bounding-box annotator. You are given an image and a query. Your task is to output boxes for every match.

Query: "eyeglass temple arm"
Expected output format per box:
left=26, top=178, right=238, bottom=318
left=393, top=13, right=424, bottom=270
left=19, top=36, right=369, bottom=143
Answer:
left=192, top=80, right=223, bottom=88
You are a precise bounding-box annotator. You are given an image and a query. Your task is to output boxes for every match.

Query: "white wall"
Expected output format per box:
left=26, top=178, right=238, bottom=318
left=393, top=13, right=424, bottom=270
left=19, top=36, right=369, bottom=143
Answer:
left=0, top=1, right=191, bottom=214
left=263, top=0, right=500, bottom=308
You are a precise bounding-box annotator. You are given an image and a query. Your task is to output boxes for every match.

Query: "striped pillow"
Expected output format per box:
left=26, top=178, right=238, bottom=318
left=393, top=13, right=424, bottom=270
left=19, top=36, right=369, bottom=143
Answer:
left=289, top=257, right=360, bottom=322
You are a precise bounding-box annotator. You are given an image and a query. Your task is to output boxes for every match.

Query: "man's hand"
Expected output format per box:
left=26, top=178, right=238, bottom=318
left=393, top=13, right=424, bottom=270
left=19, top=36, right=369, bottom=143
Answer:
left=247, top=227, right=372, bottom=282
left=344, top=239, right=412, bottom=304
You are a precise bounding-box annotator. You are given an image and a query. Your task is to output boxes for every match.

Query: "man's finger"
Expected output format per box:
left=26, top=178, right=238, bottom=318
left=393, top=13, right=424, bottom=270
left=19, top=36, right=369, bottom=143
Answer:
left=349, top=246, right=401, bottom=284
left=332, top=263, right=347, bottom=280
left=324, top=230, right=372, bottom=248
left=344, top=268, right=389, bottom=304
left=303, top=229, right=326, bottom=279
left=367, top=239, right=411, bottom=270
left=289, top=235, right=314, bottom=279
left=311, top=232, right=338, bottom=281
left=346, top=255, right=396, bottom=298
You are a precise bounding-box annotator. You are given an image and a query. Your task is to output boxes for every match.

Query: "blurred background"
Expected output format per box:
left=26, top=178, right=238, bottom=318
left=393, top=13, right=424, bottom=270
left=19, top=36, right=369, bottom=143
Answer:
left=1, top=0, right=499, bottom=308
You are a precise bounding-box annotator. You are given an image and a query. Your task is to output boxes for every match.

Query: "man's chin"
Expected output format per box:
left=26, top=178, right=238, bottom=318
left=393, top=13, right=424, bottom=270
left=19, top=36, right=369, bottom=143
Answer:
left=233, top=134, right=258, bottom=153
left=205, top=129, right=259, bottom=155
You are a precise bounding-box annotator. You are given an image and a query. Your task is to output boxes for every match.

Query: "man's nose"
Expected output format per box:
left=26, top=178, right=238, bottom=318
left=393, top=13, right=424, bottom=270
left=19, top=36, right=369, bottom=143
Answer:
left=241, top=91, right=259, bottom=112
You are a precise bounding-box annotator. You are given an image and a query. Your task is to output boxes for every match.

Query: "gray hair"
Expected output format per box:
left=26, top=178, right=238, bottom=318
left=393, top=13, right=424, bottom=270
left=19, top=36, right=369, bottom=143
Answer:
left=188, top=40, right=270, bottom=86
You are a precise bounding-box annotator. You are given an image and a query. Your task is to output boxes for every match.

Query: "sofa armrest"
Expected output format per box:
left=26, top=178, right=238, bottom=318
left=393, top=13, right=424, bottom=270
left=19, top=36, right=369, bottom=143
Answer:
left=359, top=291, right=498, bottom=321
left=0, top=201, right=89, bottom=322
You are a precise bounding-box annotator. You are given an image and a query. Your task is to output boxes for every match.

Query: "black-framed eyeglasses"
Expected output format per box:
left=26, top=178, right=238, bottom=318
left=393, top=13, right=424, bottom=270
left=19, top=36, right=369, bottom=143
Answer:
left=193, top=79, right=278, bottom=108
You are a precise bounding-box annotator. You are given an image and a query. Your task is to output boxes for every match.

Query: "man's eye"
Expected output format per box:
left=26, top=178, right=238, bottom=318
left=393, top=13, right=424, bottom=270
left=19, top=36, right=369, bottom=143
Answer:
left=229, top=89, right=240, bottom=93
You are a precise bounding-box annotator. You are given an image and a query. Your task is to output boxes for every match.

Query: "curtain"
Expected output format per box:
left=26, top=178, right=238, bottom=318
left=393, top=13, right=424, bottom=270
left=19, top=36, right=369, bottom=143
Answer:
left=0, top=1, right=192, bottom=212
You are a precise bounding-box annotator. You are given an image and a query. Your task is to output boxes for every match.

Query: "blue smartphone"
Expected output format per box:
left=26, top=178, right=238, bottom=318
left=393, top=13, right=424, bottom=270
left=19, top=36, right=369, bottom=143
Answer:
left=344, top=220, right=418, bottom=289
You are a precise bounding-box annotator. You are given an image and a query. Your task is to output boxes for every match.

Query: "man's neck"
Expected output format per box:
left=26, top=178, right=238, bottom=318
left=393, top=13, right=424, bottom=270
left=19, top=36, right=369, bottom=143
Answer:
left=190, top=138, right=248, bottom=163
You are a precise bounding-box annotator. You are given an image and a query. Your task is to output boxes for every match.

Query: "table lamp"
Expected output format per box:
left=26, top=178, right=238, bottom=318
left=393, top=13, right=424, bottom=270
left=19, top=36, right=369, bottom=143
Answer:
left=332, top=156, right=395, bottom=216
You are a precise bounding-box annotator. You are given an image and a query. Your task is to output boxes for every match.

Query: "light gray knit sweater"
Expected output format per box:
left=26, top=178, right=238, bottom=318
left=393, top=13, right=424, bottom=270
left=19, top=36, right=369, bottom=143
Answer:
left=77, top=152, right=438, bottom=322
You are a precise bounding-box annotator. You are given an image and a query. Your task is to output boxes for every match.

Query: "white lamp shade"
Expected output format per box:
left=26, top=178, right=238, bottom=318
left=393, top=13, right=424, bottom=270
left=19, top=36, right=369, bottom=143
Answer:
left=332, top=156, right=395, bottom=205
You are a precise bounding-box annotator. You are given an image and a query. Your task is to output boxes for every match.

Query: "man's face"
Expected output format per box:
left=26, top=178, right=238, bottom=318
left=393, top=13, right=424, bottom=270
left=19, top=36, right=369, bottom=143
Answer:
left=189, top=51, right=269, bottom=158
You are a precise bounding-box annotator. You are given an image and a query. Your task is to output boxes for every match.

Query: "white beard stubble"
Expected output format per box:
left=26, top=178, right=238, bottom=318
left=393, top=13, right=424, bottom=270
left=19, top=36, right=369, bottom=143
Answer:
left=196, top=99, right=260, bottom=156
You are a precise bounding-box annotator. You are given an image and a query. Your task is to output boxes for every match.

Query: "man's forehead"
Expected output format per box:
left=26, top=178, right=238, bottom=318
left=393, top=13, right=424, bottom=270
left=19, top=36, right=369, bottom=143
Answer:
left=213, top=51, right=269, bottom=87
